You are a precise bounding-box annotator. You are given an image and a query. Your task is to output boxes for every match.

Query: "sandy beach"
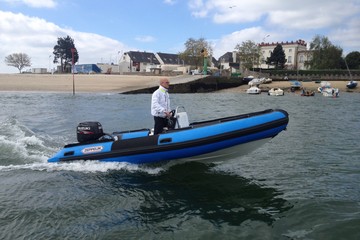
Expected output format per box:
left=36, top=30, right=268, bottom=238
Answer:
left=0, top=73, right=358, bottom=93
left=0, top=74, right=163, bottom=93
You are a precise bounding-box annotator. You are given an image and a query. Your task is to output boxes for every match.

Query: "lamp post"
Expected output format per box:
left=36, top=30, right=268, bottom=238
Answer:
left=71, top=48, right=75, bottom=95
left=263, top=34, right=270, bottom=42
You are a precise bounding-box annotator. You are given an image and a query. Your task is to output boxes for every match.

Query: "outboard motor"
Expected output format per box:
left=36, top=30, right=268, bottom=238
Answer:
left=77, top=122, right=104, bottom=143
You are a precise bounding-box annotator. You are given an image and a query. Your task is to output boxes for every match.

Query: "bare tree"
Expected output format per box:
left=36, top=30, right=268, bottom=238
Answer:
left=178, top=37, right=213, bottom=69
left=5, top=53, right=32, bottom=73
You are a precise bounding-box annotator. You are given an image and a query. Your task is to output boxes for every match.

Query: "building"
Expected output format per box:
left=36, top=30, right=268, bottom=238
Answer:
left=259, top=39, right=308, bottom=70
left=74, top=64, right=102, bottom=74
left=218, top=52, right=240, bottom=73
left=119, top=51, right=218, bottom=74
left=31, top=68, right=47, bottom=74
left=104, top=41, right=310, bottom=76
left=155, top=52, right=189, bottom=73
left=119, top=51, right=160, bottom=73
left=296, top=49, right=312, bottom=70
left=96, top=63, right=119, bottom=74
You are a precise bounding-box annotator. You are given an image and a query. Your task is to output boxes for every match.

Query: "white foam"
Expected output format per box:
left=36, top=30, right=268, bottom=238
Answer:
left=0, top=161, right=165, bottom=175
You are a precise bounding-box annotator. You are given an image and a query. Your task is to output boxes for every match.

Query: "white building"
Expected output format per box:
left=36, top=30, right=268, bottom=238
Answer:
left=119, top=51, right=160, bottom=73
left=259, top=39, right=308, bottom=70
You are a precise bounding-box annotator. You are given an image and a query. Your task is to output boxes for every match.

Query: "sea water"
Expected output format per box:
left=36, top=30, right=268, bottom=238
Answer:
left=0, top=91, right=359, bottom=239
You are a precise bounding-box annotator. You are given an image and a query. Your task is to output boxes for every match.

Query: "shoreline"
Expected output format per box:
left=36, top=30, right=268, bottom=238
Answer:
left=218, top=80, right=360, bottom=94
left=0, top=73, right=358, bottom=93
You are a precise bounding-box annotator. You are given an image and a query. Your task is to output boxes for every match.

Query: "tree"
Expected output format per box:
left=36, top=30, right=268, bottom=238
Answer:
left=178, top=38, right=213, bottom=69
left=345, top=51, right=360, bottom=69
left=234, top=40, right=260, bottom=71
left=4, top=53, right=31, bottom=73
left=266, top=44, right=287, bottom=69
left=307, top=35, right=343, bottom=69
left=53, top=35, right=79, bottom=73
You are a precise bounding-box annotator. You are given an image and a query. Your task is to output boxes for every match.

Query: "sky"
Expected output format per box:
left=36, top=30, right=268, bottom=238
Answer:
left=0, top=0, right=359, bottom=73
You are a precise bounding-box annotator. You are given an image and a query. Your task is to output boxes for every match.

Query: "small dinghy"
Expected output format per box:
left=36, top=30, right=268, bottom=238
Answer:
left=246, top=86, right=262, bottom=94
left=346, top=80, right=357, bottom=89
left=268, top=88, right=284, bottom=96
left=48, top=108, right=289, bottom=164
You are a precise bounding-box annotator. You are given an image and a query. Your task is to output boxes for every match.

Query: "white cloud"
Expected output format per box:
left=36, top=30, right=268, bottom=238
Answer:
left=0, top=11, right=129, bottom=73
left=2, top=0, right=57, bottom=8
left=329, top=16, right=360, bottom=54
left=188, top=0, right=210, bottom=18
left=135, top=35, right=156, bottom=43
left=190, top=0, right=360, bottom=31
left=193, top=0, right=360, bottom=57
left=212, top=27, right=264, bottom=58
left=163, top=0, right=176, bottom=5
left=0, top=0, right=358, bottom=73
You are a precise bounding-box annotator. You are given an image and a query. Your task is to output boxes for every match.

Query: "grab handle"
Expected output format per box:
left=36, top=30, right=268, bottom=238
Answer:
left=160, top=138, right=172, bottom=143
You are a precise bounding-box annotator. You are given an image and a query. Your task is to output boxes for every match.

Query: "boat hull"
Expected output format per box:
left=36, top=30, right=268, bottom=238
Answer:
left=268, top=88, right=284, bottom=96
left=289, top=80, right=302, bottom=92
left=347, top=81, right=357, bottom=89
left=246, top=87, right=261, bottom=94
left=322, top=88, right=339, bottom=97
left=48, top=109, right=289, bottom=164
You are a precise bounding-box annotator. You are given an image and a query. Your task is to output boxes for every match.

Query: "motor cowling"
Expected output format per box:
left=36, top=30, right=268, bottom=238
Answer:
left=77, top=122, right=104, bottom=143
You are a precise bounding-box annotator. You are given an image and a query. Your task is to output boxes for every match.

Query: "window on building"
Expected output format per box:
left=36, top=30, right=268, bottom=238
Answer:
left=289, top=49, right=292, bottom=52
left=299, top=55, right=304, bottom=63
left=288, top=56, right=292, bottom=63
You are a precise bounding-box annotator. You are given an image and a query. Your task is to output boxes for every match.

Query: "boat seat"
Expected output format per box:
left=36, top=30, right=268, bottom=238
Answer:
left=176, top=112, right=189, bottom=128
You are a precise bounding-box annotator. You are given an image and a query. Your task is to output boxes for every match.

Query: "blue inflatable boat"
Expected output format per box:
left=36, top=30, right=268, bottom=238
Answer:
left=48, top=109, right=289, bottom=164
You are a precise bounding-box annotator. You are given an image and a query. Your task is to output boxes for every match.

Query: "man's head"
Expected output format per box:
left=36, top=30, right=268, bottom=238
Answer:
left=160, top=78, right=170, bottom=89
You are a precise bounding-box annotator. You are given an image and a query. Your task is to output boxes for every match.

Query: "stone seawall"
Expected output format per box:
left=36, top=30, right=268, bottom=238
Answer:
left=122, top=77, right=244, bottom=94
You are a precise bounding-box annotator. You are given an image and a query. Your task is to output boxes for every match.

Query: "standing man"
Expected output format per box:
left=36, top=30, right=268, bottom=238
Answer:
left=151, top=78, right=171, bottom=134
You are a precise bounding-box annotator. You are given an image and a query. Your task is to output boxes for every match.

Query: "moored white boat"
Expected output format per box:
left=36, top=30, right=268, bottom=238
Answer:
left=318, top=81, right=331, bottom=92
left=263, top=78, right=272, bottom=84
left=268, top=88, right=284, bottom=96
left=317, top=81, right=339, bottom=97
left=322, top=88, right=339, bottom=97
left=248, top=77, right=272, bottom=86
left=246, top=86, right=262, bottom=94
left=248, top=78, right=262, bottom=86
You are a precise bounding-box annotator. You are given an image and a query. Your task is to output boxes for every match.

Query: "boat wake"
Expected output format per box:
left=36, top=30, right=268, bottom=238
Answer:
left=0, top=117, right=52, bottom=164
left=0, top=117, right=164, bottom=174
left=0, top=161, right=165, bottom=174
